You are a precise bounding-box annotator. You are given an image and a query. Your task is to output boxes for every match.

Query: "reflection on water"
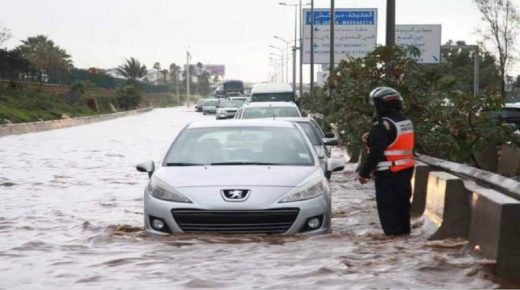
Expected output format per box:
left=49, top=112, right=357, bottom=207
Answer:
left=0, top=107, right=514, bottom=288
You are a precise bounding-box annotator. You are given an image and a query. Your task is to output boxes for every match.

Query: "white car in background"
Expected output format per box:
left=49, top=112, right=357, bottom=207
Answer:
left=250, top=83, right=296, bottom=103
left=216, top=100, right=244, bottom=120
left=234, top=102, right=301, bottom=119
left=136, top=120, right=345, bottom=235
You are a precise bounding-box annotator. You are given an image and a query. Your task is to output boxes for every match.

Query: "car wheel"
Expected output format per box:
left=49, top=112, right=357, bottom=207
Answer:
left=203, top=111, right=207, bottom=115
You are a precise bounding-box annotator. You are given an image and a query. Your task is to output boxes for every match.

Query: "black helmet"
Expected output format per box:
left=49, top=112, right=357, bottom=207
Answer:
left=369, top=86, right=404, bottom=113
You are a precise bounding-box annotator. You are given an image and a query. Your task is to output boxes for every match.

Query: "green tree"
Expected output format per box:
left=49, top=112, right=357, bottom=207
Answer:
left=302, top=46, right=505, bottom=165
left=115, top=57, right=147, bottom=84
left=0, top=49, right=31, bottom=88
left=198, top=71, right=211, bottom=96
left=420, top=40, right=501, bottom=94
left=16, top=35, right=73, bottom=82
left=116, top=84, right=141, bottom=110
left=474, top=0, right=520, bottom=98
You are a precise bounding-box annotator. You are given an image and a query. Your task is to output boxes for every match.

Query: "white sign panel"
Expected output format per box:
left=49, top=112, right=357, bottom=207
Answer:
left=396, top=25, right=442, bottom=63
left=302, top=9, right=378, bottom=64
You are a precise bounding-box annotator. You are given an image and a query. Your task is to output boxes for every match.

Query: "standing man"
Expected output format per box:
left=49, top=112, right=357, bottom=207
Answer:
left=357, top=87, right=415, bottom=236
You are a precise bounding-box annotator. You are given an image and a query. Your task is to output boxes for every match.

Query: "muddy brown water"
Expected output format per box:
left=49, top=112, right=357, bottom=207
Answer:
left=0, top=107, right=512, bottom=288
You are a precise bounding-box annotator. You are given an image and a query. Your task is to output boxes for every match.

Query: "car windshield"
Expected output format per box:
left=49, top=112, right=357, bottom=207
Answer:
left=252, top=92, right=294, bottom=102
left=164, top=127, right=314, bottom=166
left=242, top=106, right=300, bottom=119
left=219, top=100, right=243, bottom=108
left=296, top=122, right=322, bottom=145
left=204, top=100, right=218, bottom=106
left=223, top=81, right=244, bottom=91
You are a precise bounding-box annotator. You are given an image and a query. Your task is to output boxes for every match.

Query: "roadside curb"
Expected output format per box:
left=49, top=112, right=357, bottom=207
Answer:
left=0, top=108, right=153, bottom=137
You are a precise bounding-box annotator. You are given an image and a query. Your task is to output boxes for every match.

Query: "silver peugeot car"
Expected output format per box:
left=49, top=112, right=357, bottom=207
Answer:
left=136, top=120, right=345, bottom=235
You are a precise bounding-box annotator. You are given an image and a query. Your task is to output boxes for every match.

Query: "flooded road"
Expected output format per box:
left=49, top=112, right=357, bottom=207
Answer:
left=0, top=107, right=502, bottom=288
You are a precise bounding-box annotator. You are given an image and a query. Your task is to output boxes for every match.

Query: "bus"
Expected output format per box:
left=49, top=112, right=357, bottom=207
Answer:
left=222, top=80, right=244, bottom=97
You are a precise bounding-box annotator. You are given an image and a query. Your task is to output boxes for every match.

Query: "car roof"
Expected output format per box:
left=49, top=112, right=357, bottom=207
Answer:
left=251, top=83, right=293, bottom=94
left=186, top=119, right=298, bottom=129
left=242, top=101, right=298, bottom=108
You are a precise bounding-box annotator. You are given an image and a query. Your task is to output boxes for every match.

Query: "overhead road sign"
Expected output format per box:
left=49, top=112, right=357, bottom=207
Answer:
left=302, top=8, right=378, bottom=64
left=396, top=25, right=442, bottom=64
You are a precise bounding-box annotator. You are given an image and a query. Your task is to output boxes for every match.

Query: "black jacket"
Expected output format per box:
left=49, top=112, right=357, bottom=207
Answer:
left=358, top=112, right=409, bottom=178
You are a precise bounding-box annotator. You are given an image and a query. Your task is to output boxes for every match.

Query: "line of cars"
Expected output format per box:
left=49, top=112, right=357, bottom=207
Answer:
left=136, top=82, right=345, bottom=235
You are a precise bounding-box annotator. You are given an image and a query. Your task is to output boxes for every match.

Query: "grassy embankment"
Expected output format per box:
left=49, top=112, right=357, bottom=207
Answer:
left=0, top=83, right=202, bottom=124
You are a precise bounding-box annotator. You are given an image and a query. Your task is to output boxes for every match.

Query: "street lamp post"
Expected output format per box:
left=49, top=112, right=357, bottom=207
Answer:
left=279, top=1, right=311, bottom=97
left=274, top=36, right=290, bottom=84
left=270, top=46, right=285, bottom=82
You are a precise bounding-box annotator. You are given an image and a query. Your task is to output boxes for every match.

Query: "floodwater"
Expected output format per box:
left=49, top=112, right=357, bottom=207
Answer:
left=0, top=107, right=507, bottom=289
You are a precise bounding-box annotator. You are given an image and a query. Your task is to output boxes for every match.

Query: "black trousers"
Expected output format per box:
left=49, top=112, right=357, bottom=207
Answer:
left=374, top=168, right=414, bottom=236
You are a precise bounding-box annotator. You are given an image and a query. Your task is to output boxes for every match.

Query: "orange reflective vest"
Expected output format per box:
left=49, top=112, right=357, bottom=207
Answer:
left=376, top=117, right=415, bottom=172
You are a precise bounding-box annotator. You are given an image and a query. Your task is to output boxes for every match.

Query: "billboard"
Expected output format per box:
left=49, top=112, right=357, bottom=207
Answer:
left=204, top=64, right=226, bottom=76
left=396, top=25, right=442, bottom=64
left=302, top=9, right=378, bottom=64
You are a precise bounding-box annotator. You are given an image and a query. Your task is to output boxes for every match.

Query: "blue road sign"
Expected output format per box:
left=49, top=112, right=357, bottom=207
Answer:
left=305, top=10, right=376, bottom=25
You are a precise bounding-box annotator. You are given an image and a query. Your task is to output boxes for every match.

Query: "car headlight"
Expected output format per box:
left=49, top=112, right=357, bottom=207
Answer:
left=147, top=184, right=191, bottom=203
left=279, top=178, right=326, bottom=203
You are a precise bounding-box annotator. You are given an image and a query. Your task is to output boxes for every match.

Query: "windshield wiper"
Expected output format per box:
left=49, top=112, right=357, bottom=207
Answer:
left=165, top=162, right=205, bottom=166
left=210, top=162, right=283, bottom=166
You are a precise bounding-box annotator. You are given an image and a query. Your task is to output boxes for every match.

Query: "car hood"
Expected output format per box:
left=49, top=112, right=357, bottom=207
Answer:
left=154, top=165, right=321, bottom=188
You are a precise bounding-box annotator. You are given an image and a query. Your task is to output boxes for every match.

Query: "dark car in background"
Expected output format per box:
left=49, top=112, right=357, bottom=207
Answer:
left=195, top=99, right=206, bottom=112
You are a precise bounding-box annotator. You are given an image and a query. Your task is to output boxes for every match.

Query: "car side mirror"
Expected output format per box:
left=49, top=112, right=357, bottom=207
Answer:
left=301, top=111, right=308, bottom=117
left=324, top=132, right=335, bottom=138
left=136, top=160, right=155, bottom=178
left=322, top=138, right=339, bottom=146
left=327, top=158, right=345, bottom=172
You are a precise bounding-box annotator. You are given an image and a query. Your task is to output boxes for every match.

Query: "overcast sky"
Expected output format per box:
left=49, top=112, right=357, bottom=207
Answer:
left=1, top=0, right=518, bottom=82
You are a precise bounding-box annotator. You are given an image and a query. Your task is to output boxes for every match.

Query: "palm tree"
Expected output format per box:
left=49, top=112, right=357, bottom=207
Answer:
left=153, top=62, right=161, bottom=84
left=169, top=62, right=181, bottom=98
left=115, top=57, right=147, bottom=84
left=16, top=35, right=73, bottom=83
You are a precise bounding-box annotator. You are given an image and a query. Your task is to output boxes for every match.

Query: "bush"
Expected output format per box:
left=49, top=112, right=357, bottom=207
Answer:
left=301, top=46, right=506, bottom=165
left=116, top=84, right=141, bottom=110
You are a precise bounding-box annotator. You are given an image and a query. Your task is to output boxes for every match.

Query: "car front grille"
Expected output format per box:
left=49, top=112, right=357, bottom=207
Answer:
left=171, top=208, right=300, bottom=233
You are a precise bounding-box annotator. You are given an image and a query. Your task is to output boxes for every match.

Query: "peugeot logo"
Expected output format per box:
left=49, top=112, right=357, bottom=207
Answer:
left=221, top=189, right=250, bottom=202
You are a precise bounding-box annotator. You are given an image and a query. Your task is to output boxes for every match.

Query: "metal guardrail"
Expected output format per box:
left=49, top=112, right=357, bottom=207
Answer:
left=416, top=153, right=520, bottom=200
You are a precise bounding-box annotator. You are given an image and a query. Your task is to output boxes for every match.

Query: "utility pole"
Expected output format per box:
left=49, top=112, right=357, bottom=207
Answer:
left=293, top=4, right=297, bottom=95
left=310, top=0, right=315, bottom=96
left=386, top=0, right=396, bottom=46
left=329, top=0, right=335, bottom=98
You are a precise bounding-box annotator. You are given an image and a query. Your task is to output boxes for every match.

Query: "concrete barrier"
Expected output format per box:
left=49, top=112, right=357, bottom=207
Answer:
left=0, top=108, right=153, bottom=137
left=410, top=162, right=436, bottom=217
left=497, top=144, right=520, bottom=178
left=467, top=183, right=520, bottom=282
left=423, top=171, right=471, bottom=240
